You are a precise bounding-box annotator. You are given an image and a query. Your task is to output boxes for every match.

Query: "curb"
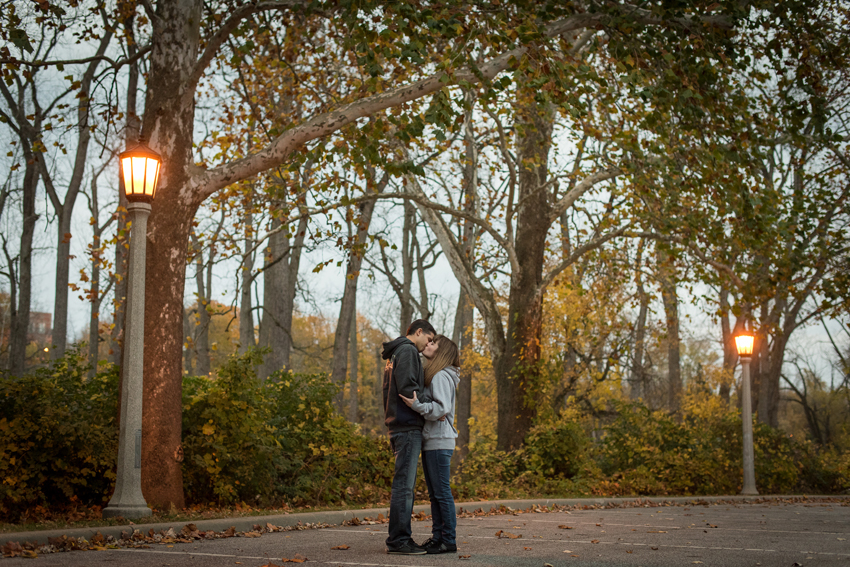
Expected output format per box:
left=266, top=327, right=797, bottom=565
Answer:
left=2, top=494, right=847, bottom=546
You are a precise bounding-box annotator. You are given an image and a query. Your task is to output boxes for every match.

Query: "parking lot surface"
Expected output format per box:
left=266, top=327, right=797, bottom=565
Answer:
left=2, top=499, right=848, bottom=566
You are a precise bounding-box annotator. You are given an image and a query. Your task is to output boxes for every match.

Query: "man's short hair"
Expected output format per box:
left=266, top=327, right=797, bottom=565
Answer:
left=406, top=319, right=436, bottom=337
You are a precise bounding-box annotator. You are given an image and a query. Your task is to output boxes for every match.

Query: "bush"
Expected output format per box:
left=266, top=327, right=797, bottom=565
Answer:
left=596, top=401, right=741, bottom=495
left=181, top=350, right=393, bottom=506
left=525, top=418, right=589, bottom=478
left=0, top=351, right=119, bottom=521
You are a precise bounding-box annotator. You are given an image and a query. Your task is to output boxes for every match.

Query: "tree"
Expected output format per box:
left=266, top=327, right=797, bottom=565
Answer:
left=136, top=0, right=579, bottom=506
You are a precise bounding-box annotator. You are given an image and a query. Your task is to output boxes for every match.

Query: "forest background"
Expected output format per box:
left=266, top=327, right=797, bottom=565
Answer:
left=0, top=0, right=848, bottom=524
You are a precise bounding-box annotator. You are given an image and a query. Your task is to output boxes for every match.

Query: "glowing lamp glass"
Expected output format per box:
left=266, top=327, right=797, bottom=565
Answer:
left=735, top=333, right=754, bottom=357
left=120, top=141, right=161, bottom=203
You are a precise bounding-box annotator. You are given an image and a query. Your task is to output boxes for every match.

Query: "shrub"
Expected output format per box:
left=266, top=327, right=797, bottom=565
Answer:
left=181, top=350, right=393, bottom=506
left=0, top=351, right=119, bottom=521
left=181, top=350, right=283, bottom=504
left=525, top=418, right=589, bottom=478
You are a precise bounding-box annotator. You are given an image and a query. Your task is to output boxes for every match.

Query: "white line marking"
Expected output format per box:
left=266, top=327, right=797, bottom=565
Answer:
left=114, top=549, right=435, bottom=567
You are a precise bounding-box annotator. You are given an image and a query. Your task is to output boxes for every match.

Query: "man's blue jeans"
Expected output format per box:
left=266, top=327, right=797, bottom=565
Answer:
left=422, top=449, right=456, bottom=545
left=386, top=430, right=422, bottom=549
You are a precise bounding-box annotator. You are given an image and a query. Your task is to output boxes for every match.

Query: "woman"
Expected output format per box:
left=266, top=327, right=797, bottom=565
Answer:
left=399, top=334, right=460, bottom=555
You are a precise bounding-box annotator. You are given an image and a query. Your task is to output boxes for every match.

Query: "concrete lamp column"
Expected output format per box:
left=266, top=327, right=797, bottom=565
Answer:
left=104, top=138, right=160, bottom=520
left=735, top=331, right=759, bottom=496
left=103, top=201, right=152, bottom=519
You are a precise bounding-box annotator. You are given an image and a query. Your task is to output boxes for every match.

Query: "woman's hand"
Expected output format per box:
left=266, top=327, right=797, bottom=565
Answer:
left=399, top=390, right=418, bottom=407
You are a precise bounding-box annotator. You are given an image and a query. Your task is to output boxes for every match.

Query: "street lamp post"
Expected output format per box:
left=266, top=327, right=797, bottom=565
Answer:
left=103, top=138, right=161, bottom=519
left=735, top=328, right=759, bottom=496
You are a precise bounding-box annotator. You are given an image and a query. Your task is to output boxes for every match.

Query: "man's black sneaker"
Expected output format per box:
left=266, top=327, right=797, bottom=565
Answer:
left=386, top=541, right=427, bottom=555
left=422, top=538, right=457, bottom=554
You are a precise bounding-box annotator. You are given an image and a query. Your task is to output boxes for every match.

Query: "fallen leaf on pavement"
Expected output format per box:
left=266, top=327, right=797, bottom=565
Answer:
left=627, top=550, right=633, bottom=554
left=651, top=546, right=659, bottom=550
left=2, top=542, right=23, bottom=558
left=692, top=561, right=703, bottom=564
left=21, top=549, right=37, bottom=558
left=523, top=547, right=531, bottom=550
left=282, top=554, right=307, bottom=563
left=647, top=530, right=667, bottom=533
left=591, top=539, right=600, bottom=544
left=459, top=555, right=471, bottom=559
left=495, top=530, right=521, bottom=539
left=244, top=531, right=262, bottom=538
left=224, top=526, right=236, bottom=537
left=331, top=545, right=350, bottom=550
left=558, top=525, right=574, bottom=529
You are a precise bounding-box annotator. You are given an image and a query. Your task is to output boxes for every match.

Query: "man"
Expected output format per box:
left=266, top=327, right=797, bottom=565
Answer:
left=381, top=319, right=436, bottom=555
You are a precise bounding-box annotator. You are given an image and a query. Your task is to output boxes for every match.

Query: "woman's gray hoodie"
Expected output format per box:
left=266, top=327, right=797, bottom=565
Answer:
left=410, top=366, right=460, bottom=451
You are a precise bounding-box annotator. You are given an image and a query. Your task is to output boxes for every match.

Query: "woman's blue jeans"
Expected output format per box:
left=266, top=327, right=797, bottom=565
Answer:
left=422, top=448, right=456, bottom=545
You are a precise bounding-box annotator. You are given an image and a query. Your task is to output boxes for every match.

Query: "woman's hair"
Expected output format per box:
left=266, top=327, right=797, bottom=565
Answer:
left=424, top=335, right=460, bottom=387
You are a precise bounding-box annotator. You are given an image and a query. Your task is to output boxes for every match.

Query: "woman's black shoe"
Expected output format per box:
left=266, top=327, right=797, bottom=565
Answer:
left=422, top=538, right=457, bottom=554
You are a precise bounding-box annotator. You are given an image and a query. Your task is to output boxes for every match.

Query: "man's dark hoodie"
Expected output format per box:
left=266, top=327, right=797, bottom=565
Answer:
left=382, top=337, right=431, bottom=433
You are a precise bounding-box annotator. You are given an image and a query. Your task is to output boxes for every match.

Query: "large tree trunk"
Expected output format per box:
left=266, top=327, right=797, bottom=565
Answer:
left=452, top=95, right=477, bottom=469
left=193, top=237, right=212, bottom=376
left=258, top=217, right=285, bottom=379
left=51, top=209, right=75, bottom=357
left=347, top=308, right=359, bottom=422
left=496, top=98, right=554, bottom=451
left=399, top=201, right=416, bottom=334
left=451, top=289, right=473, bottom=470
left=139, top=0, right=205, bottom=508
left=331, top=198, right=376, bottom=409
left=629, top=241, right=649, bottom=401
left=9, top=161, right=38, bottom=376
left=656, top=248, right=681, bottom=411
left=238, top=204, right=256, bottom=354
left=631, top=285, right=649, bottom=401
left=718, top=286, right=743, bottom=403
left=258, top=205, right=308, bottom=378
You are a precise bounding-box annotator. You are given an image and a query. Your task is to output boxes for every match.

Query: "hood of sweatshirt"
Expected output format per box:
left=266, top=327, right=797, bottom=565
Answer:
left=381, top=336, right=415, bottom=360
left=441, top=365, right=461, bottom=389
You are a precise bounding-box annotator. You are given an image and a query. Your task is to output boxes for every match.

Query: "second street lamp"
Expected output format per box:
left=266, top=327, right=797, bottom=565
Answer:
left=735, top=327, right=759, bottom=496
left=103, top=137, right=161, bottom=519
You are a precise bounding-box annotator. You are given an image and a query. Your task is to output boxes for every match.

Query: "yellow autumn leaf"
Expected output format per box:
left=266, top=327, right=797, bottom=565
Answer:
left=202, top=423, right=215, bottom=435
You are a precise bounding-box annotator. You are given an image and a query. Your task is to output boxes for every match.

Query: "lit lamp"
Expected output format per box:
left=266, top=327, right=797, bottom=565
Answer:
left=103, top=138, right=161, bottom=519
left=735, top=328, right=758, bottom=496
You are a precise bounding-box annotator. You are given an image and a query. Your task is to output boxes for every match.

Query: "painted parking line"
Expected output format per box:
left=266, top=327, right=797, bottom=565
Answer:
left=114, top=548, right=435, bottom=567
left=525, top=519, right=850, bottom=535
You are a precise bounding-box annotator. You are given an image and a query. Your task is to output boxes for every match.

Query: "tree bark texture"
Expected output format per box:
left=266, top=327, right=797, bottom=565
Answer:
left=452, top=290, right=473, bottom=470
left=656, top=248, right=681, bottom=411
left=238, top=203, right=256, bottom=354
left=9, top=161, right=38, bottom=376
left=348, top=309, right=359, bottom=422
left=497, top=99, right=555, bottom=451
left=452, top=96, right=477, bottom=468
left=258, top=208, right=307, bottom=378
left=193, top=237, right=212, bottom=376
left=138, top=0, right=205, bottom=508
left=331, top=197, right=376, bottom=410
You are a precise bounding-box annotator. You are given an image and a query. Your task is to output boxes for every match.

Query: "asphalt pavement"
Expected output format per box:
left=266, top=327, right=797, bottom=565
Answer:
left=2, top=497, right=848, bottom=566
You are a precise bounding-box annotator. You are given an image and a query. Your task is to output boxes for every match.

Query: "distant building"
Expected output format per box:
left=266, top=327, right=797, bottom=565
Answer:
left=28, top=312, right=52, bottom=345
